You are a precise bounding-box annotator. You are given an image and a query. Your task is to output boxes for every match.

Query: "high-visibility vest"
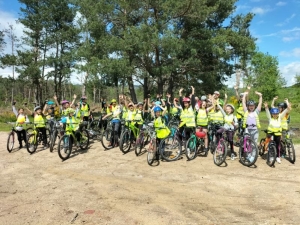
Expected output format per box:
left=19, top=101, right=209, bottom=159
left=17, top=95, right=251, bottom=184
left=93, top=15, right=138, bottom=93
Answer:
left=280, top=112, right=288, bottom=130
left=196, top=109, right=208, bottom=126
left=209, top=110, right=224, bottom=124
left=171, top=106, right=178, bottom=115
left=268, top=118, right=282, bottom=135
left=16, top=114, right=26, bottom=125
left=154, top=117, right=170, bottom=139
left=34, top=114, right=45, bottom=128
left=134, top=110, right=143, bottom=124
left=79, top=104, right=89, bottom=117
left=180, top=107, right=196, bottom=127
left=66, top=116, right=79, bottom=131
left=112, top=107, right=120, bottom=120
left=243, top=111, right=261, bottom=128
left=224, top=114, right=234, bottom=125
left=126, top=110, right=136, bottom=121
left=236, top=102, right=244, bottom=119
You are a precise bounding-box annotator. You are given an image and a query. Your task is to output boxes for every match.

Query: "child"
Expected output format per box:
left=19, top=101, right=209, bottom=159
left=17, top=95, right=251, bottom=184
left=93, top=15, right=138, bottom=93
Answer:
left=12, top=101, right=30, bottom=149
left=264, top=99, right=291, bottom=164
left=61, top=108, right=82, bottom=146
left=151, top=105, right=170, bottom=141
left=216, top=102, right=238, bottom=160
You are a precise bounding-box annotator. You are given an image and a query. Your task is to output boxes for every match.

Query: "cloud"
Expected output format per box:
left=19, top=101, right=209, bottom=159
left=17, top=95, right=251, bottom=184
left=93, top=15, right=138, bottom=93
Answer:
left=279, top=48, right=300, bottom=57
left=251, top=7, right=271, bottom=15
left=276, top=13, right=296, bottom=26
left=276, top=1, right=287, bottom=6
left=279, top=61, right=300, bottom=85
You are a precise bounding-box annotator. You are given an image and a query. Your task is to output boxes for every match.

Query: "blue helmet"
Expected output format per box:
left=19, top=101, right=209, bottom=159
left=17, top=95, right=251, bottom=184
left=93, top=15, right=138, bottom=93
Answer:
left=153, top=106, right=162, bottom=113
left=47, top=101, right=55, bottom=105
left=270, top=107, right=280, bottom=114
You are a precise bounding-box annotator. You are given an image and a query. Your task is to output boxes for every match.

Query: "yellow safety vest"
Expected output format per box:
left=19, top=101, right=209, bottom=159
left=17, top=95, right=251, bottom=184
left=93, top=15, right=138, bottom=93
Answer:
left=66, top=116, right=79, bottom=131
left=236, top=102, right=244, bottom=119
left=126, top=110, right=136, bottom=121
left=243, top=111, right=261, bottom=128
left=180, top=107, right=196, bottom=127
left=268, top=118, right=282, bottom=136
left=196, top=109, right=208, bottom=126
left=280, top=112, right=288, bottom=130
left=209, top=110, right=224, bottom=124
left=154, top=117, right=170, bottom=139
left=171, top=107, right=178, bottom=115
left=34, top=114, right=45, bottom=128
left=224, top=114, right=234, bottom=125
left=79, top=104, right=89, bottom=117
left=112, top=107, right=120, bottom=120
left=134, top=110, right=144, bottom=125
left=16, top=115, right=26, bottom=126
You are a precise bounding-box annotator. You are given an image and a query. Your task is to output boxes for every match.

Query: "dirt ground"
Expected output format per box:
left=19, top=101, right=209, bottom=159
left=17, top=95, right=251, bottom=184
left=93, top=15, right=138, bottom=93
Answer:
left=0, top=131, right=300, bottom=225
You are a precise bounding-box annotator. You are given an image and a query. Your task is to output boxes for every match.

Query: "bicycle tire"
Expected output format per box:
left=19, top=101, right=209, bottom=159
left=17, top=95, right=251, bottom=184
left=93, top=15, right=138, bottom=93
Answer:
left=135, top=131, right=146, bottom=156
left=26, top=127, right=33, bottom=135
left=266, top=143, right=276, bottom=167
left=7, top=132, right=14, bottom=153
left=46, top=128, right=51, bottom=145
left=26, top=134, right=37, bottom=154
left=258, top=138, right=265, bottom=156
left=147, top=139, right=157, bottom=166
left=101, top=128, right=114, bottom=150
left=90, top=120, right=101, bottom=132
left=213, top=140, right=227, bottom=166
left=160, top=135, right=182, bottom=162
left=49, top=130, right=57, bottom=152
left=80, top=130, right=90, bottom=150
left=286, top=140, right=296, bottom=164
left=57, top=135, right=72, bottom=160
left=239, top=136, right=258, bottom=167
left=185, top=136, right=197, bottom=160
left=119, top=129, right=132, bottom=154
left=197, top=140, right=207, bottom=157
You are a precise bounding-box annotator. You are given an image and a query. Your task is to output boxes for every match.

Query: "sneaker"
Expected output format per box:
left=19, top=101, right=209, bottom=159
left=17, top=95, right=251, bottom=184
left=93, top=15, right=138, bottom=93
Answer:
left=231, top=153, right=236, bottom=160
left=276, top=157, right=281, bottom=164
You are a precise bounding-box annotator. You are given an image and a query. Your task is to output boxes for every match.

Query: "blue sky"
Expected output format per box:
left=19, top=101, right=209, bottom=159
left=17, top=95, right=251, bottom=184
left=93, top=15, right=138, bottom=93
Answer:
left=0, top=0, right=300, bottom=86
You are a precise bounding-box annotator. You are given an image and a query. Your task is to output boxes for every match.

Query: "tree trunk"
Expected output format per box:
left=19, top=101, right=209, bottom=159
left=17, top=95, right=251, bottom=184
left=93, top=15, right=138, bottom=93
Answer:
left=127, top=76, right=137, bottom=103
left=143, top=76, right=148, bottom=100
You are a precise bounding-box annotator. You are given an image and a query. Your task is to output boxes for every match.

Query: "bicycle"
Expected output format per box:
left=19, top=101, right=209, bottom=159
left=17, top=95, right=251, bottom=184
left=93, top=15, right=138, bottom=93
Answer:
left=100, top=118, right=119, bottom=150
left=6, top=122, right=33, bottom=153
left=135, top=122, right=153, bottom=156
left=258, top=130, right=277, bottom=167
left=280, top=128, right=296, bottom=164
left=213, top=129, right=234, bottom=166
left=185, top=127, right=207, bottom=160
left=208, top=122, right=222, bottom=154
left=49, top=120, right=64, bottom=152
left=238, top=124, right=258, bottom=167
left=233, top=119, right=243, bottom=147
left=119, top=120, right=140, bottom=154
left=57, top=123, right=90, bottom=161
left=26, top=123, right=51, bottom=154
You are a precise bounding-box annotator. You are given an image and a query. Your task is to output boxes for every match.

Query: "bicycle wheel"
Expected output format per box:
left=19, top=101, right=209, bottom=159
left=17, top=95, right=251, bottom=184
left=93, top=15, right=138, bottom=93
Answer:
left=7, top=132, right=15, bottom=153
left=286, top=140, right=296, bottom=164
left=160, top=136, right=182, bottom=162
left=185, top=136, right=197, bottom=160
left=46, top=128, right=51, bottom=145
left=119, top=130, right=132, bottom=154
left=58, top=135, right=72, bottom=160
left=266, top=144, right=276, bottom=167
left=213, top=140, right=227, bottom=166
left=80, top=130, right=90, bottom=150
left=26, top=134, right=37, bottom=154
left=135, top=131, right=146, bottom=156
left=258, top=138, right=265, bottom=156
left=197, top=140, right=207, bottom=157
left=101, top=128, right=114, bottom=150
left=233, top=131, right=241, bottom=147
left=26, top=127, right=33, bottom=135
left=239, top=136, right=258, bottom=167
left=90, top=120, right=101, bottom=132
left=147, top=139, right=157, bottom=166
left=49, top=130, right=57, bottom=152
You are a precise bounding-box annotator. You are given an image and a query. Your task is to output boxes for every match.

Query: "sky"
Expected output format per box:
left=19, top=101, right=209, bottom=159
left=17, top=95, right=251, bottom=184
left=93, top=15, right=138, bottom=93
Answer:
left=0, top=0, right=300, bottom=86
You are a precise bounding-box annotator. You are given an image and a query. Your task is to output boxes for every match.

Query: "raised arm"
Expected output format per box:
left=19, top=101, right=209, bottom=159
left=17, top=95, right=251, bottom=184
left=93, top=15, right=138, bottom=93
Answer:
left=70, top=94, right=77, bottom=107
left=264, top=102, right=271, bottom=120
left=271, top=96, right=278, bottom=108
left=255, top=91, right=263, bottom=112
left=12, top=102, right=18, bottom=117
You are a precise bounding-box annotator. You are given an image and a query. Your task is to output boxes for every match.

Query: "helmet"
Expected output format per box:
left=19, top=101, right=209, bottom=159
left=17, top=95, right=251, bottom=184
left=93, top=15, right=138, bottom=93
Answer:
left=155, top=101, right=161, bottom=105
left=278, top=102, right=287, bottom=109
left=182, top=97, right=190, bottom=102
left=201, top=95, right=207, bottom=101
left=247, top=100, right=256, bottom=106
left=270, top=108, right=280, bottom=114
left=66, top=108, right=75, bottom=114
left=111, top=99, right=117, bottom=103
left=47, top=101, right=54, bottom=105
left=214, top=91, right=220, bottom=95
left=137, top=102, right=143, bottom=106
left=153, top=106, right=162, bottom=112
left=34, top=106, right=41, bottom=111
left=128, top=102, right=134, bottom=107
left=81, top=96, right=87, bottom=100
left=240, top=93, right=244, bottom=97
left=196, top=131, right=206, bottom=138
left=226, top=104, right=235, bottom=112
left=61, top=100, right=69, bottom=105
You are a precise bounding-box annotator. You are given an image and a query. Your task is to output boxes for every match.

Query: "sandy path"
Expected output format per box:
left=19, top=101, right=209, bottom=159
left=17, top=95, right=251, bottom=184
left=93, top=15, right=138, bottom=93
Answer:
left=0, top=132, right=299, bottom=225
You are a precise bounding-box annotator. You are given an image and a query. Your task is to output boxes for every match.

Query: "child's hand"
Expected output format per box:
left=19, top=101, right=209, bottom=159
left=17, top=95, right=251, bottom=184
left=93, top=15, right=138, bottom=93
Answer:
left=73, top=94, right=77, bottom=99
left=273, top=96, right=278, bottom=100
left=264, top=102, right=268, bottom=108
left=255, top=91, right=262, bottom=97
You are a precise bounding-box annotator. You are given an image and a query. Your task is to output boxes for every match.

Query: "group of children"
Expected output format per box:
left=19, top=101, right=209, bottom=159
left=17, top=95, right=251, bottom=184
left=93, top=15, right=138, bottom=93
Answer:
left=12, top=86, right=292, bottom=164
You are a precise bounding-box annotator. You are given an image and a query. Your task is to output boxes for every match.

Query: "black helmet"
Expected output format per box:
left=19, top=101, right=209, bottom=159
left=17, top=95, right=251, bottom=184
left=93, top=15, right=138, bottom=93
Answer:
left=278, top=102, right=287, bottom=109
left=247, top=100, right=256, bottom=106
